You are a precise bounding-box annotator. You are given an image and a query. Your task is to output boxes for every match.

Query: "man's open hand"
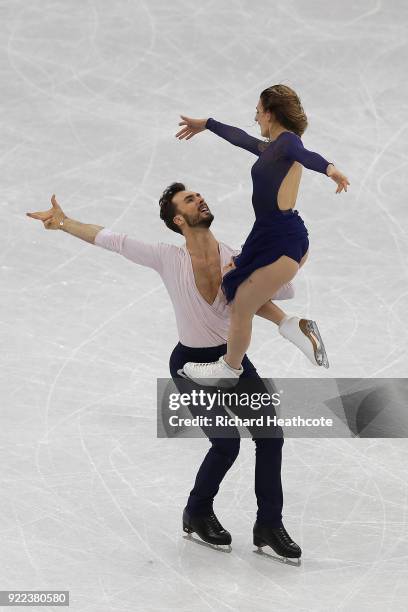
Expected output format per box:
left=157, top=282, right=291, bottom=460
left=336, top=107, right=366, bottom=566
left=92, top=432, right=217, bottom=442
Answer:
left=26, top=194, right=66, bottom=230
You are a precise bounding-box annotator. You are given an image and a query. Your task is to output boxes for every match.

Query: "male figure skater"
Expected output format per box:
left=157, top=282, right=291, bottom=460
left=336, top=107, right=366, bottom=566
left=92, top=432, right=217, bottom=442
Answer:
left=26, top=183, right=304, bottom=560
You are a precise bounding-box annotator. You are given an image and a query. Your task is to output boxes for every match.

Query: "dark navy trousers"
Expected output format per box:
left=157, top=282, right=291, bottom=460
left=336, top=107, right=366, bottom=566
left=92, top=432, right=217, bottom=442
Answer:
left=169, top=342, right=284, bottom=527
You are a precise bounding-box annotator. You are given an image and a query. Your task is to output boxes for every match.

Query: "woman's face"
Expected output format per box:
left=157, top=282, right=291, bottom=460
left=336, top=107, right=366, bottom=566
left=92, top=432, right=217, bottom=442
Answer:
left=254, top=99, right=271, bottom=137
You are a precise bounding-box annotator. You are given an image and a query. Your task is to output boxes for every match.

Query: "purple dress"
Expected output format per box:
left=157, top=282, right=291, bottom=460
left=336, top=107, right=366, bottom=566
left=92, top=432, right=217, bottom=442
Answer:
left=205, top=118, right=333, bottom=304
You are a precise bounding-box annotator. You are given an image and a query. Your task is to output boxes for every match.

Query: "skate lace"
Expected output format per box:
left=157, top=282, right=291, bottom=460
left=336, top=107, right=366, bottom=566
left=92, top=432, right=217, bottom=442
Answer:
left=277, top=526, right=294, bottom=545
left=208, top=513, right=224, bottom=531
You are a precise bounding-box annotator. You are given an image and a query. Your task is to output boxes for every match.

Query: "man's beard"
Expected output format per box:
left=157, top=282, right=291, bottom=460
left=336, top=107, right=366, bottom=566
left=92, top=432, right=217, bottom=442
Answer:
left=183, top=213, right=214, bottom=228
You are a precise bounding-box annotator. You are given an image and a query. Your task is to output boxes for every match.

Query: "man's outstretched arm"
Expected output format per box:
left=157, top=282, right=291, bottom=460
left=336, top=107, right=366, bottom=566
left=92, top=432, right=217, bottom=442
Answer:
left=92, top=228, right=166, bottom=272
left=26, top=194, right=104, bottom=243
left=60, top=216, right=104, bottom=244
left=26, top=194, right=167, bottom=273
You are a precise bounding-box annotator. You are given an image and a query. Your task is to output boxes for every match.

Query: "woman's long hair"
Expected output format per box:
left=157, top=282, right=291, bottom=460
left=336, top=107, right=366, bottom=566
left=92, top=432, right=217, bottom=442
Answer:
left=260, top=84, right=308, bottom=137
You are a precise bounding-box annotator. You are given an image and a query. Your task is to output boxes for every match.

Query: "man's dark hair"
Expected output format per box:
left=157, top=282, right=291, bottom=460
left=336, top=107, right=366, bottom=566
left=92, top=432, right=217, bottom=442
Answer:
left=159, top=182, right=185, bottom=235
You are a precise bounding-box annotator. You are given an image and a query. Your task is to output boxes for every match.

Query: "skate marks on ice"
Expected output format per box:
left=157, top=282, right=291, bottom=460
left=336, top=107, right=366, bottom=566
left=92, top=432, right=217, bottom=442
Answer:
left=326, top=378, right=408, bottom=437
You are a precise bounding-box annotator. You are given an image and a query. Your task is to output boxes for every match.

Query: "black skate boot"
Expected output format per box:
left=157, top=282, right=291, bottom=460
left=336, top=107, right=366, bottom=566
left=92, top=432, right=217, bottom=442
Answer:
left=253, top=521, right=301, bottom=562
left=183, top=507, right=232, bottom=551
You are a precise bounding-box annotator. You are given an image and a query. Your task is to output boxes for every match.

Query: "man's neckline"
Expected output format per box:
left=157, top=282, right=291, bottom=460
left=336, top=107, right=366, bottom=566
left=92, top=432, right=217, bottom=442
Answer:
left=183, top=241, right=222, bottom=259
left=183, top=242, right=224, bottom=308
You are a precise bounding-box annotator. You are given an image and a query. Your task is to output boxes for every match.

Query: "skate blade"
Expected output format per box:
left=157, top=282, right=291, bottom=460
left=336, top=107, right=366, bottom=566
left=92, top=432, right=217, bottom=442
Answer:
left=299, top=319, right=329, bottom=368
left=183, top=532, right=232, bottom=553
left=253, top=546, right=301, bottom=566
left=177, top=368, right=189, bottom=379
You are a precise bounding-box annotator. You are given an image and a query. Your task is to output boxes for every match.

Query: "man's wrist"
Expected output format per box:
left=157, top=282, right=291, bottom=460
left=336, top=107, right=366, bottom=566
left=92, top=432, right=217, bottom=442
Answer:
left=326, top=163, right=335, bottom=177
left=59, top=215, right=69, bottom=231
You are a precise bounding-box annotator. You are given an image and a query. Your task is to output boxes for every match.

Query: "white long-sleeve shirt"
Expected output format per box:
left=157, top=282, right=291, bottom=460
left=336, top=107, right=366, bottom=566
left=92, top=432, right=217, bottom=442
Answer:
left=94, top=228, right=294, bottom=347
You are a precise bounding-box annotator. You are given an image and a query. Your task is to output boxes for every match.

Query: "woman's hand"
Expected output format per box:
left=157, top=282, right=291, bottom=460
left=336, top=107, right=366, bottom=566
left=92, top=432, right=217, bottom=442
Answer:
left=327, top=165, right=350, bottom=194
left=175, top=115, right=207, bottom=140
left=26, top=194, right=66, bottom=230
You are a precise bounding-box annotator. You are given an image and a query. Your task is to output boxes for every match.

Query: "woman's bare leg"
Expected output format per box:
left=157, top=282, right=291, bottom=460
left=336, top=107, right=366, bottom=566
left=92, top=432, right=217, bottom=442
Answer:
left=256, top=301, right=286, bottom=325
left=225, top=256, right=299, bottom=369
left=254, top=248, right=309, bottom=326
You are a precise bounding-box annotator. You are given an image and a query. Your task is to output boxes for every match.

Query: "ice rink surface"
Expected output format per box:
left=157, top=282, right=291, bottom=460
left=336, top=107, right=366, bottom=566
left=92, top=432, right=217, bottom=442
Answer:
left=1, top=0, right=408, bottom=609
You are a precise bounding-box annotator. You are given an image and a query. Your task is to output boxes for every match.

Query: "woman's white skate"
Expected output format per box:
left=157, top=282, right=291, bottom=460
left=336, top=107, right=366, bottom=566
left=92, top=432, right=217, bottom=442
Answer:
left=278, top=316, right=329, bottom=368
left=180, top=356, right=243, bottom=387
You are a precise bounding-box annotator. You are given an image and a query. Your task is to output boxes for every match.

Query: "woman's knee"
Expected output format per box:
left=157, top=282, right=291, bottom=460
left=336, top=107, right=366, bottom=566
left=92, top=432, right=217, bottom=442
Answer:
left=230, top=300, right=255, bottom=320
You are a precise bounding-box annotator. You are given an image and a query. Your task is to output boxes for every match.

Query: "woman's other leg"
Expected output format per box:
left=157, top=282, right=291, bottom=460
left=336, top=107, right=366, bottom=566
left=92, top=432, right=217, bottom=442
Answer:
left=255, top=248, right=309, bottom=325
left=225, top=255, right=300, bottom=369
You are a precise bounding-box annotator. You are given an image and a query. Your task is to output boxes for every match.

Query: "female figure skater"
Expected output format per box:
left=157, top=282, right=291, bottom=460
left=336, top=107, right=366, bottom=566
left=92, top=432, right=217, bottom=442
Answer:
left=175, top=84, right=350, bottom=386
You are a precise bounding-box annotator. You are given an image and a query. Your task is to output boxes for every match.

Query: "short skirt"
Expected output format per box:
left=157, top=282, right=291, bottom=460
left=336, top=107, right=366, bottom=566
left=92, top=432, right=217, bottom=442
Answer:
left=222, top=209, right=309, bottom=304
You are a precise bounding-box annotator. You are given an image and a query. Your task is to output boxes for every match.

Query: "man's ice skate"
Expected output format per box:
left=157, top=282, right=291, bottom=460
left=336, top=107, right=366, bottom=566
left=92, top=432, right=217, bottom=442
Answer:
left=278, top=316, right=329, bottom=368
left=253, top=521, right=301, bottom=565
left=181, top=356, right=243, bottom=388
left=182, top=508, right=232, bottom=552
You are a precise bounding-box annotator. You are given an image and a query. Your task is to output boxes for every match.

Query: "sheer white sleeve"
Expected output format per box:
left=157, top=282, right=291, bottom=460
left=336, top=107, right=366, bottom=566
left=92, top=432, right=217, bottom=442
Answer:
left=94, top=228, right=168, bottom=273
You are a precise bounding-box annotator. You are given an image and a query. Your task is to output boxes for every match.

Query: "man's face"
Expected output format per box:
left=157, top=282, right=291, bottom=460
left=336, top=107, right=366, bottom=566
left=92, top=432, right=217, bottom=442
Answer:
left=172, top=190, right=214, bottom=231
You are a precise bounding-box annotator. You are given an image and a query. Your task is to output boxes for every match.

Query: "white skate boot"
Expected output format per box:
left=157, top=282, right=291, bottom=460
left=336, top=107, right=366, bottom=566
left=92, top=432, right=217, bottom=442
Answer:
left=278, top=316, right=329, bottom=368
left=181, top=356, right=243, bottom=387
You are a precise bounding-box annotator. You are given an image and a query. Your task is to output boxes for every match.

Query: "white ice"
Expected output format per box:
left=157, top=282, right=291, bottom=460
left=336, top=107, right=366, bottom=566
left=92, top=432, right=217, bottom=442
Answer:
left=1, top=0, right=408, bottom=610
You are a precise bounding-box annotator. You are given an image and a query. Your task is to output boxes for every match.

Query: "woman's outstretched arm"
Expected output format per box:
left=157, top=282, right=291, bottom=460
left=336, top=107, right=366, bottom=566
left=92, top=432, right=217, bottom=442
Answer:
left=281, top=132, right=350, bottom=193
left=205, top=118, right=264, bottom=156
left=281, top=132, right=333, bottom=174
left=176, top=115, right=263, bottom=156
